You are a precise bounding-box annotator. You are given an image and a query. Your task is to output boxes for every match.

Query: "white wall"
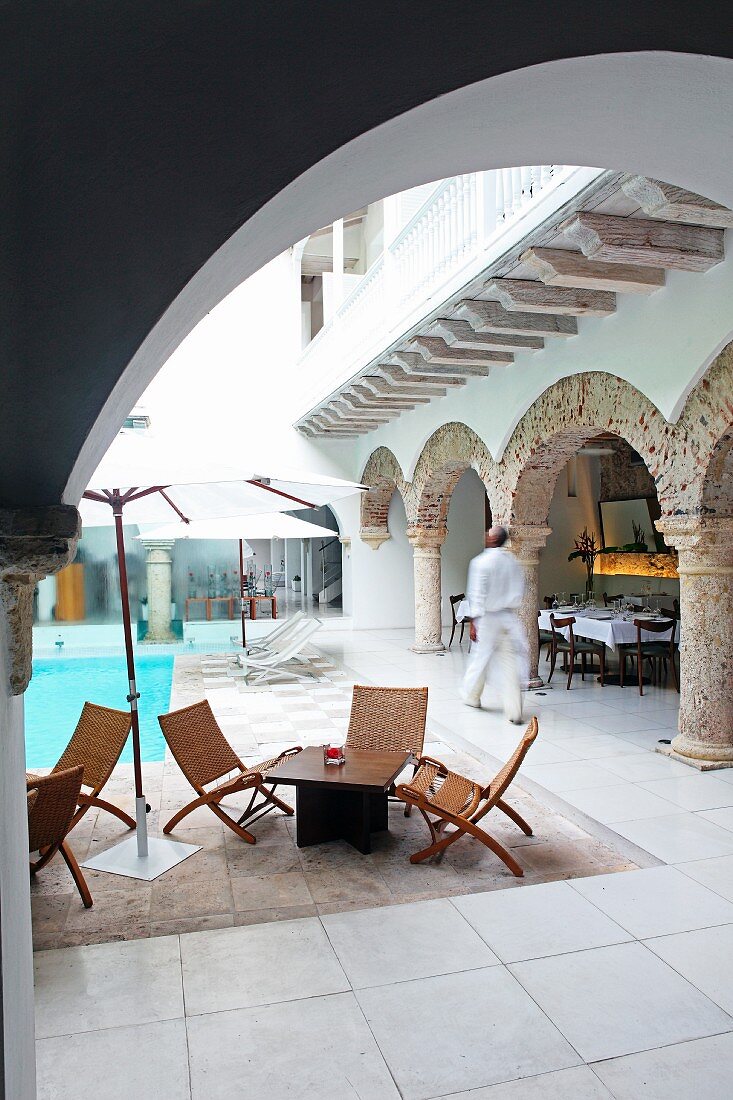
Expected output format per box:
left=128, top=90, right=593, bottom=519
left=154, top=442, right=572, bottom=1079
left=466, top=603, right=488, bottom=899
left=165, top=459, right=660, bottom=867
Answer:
left=540, top=456, right=601, bottom=600
left=0, top=611, right=36, bottom=1099
left=441, top=469, right=487, bottom=623
left=349, top=491, right=414, bottom=630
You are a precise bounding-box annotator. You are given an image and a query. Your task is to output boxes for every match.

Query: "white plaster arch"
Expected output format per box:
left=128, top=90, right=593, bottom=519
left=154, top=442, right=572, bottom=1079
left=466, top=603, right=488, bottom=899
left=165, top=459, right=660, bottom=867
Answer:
left=66, top=51, right=733, bottom=504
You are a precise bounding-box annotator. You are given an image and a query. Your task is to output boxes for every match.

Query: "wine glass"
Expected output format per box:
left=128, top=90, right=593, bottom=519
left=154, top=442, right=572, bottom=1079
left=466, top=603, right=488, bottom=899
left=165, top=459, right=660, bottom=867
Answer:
left=551, top=593, right=559, bottom=610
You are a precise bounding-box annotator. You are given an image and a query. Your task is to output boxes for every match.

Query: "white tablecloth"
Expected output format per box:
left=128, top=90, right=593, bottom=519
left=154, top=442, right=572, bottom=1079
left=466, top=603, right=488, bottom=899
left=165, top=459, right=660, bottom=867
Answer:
left=538, top=608, right=680, bottom=653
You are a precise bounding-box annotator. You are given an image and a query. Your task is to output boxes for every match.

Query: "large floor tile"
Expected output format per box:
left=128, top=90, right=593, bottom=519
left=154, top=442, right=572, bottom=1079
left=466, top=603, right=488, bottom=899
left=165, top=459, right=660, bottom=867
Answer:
left=561, top=782, right=682, bottom=824
left=356, top=966, right=580, bottom=1099
left=438, top=1065, right=613, bottom=1099
left=699, top=806, right=733, bottom=832
left=582, top=712, right=668, bottom=735
left=510, top=941, right=732, bottom=1062
left=568, top=865, right=733, bottom=938
left=521, top=761, right=622, bottom=793
left=180, top=916, right=348, bottom=1016
left=34, top=935, right=183, bottom=1039
left=592, top=1031, right=733, bottom=1100
left=596, top=751, right=693, bottom=782
left=552, top=734, right=647, bottom=760
left=187, top=991, right=398, bottom=1099
left=452, top=880, right=629, bottom=963
left=639, top=774, right=733, bottom=811
left=36, top=1018, right=191, bottom=1100
left=321, top=898, right=498, bottom=988
left=678, top=853, right=733, bottom=901
left=646, top=923, right=733, bottom=1015
left=612, top=813, right=733, bottom=864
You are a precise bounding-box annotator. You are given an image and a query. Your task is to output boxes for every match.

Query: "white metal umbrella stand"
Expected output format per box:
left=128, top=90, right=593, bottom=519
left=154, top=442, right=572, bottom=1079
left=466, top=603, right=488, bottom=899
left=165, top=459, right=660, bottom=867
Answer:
left=81, top=489, right=200, bottom=881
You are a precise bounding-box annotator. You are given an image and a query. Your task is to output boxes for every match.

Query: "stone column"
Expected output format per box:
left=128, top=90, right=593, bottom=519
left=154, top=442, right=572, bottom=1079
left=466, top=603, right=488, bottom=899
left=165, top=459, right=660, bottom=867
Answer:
left=508, top=524, right=552, bottom=688
left=657, top=516, right=733, bottom=767
left=141, top=539, right=176, bottom=642
left=0, top=505, right=80, bottom=1100
left=407, top=526, right=447, bottom=653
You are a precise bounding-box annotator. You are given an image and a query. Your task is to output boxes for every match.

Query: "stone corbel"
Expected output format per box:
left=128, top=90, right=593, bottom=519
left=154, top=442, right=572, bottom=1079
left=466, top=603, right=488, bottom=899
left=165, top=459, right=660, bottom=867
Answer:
left=338, top=536, right=352, bottom=557
left=360, top=526, right=391, bottom=550
left=507, top=524, right=553, bottom=563
left=0, top=505, right=81, bottom=694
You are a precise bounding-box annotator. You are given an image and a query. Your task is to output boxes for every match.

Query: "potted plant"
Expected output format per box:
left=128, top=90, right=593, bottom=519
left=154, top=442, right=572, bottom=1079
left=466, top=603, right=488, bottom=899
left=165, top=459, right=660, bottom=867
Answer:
left=568, top=527, right=600, bottom=600
left=291, top=574, right=301, bottom=592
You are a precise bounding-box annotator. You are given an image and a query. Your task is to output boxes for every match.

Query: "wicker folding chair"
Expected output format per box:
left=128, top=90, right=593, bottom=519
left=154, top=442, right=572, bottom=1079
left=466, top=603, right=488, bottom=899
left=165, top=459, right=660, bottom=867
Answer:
left=158, top=699, right=302, bottom=843
left=346, top=685, right=428, bottom=816
left=396, top=717, right=539, bottom=876
left=28, top=765, right=93, bottom=907
left=26, top=701, right=134, bottom=834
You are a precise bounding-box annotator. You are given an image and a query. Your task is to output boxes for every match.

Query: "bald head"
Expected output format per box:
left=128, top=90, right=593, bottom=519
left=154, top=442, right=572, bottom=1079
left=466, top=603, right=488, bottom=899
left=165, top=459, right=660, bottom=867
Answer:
left=485, top=525, right=508, bottom=549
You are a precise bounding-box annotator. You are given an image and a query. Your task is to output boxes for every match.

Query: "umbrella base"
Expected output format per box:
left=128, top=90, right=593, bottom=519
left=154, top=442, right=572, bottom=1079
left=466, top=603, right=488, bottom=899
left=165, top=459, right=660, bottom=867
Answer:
left=82, top=835, right=201, bottom=881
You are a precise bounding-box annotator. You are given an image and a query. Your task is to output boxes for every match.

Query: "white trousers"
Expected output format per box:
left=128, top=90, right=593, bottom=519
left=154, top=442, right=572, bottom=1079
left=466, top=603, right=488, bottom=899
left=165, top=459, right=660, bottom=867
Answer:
left=462, top=611, right=527, bottom=721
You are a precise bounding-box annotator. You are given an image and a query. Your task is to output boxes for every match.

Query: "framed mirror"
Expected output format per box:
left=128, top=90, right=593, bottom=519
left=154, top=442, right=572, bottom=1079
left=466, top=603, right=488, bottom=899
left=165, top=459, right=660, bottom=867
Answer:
left=598, top=498, right=667, bottom=552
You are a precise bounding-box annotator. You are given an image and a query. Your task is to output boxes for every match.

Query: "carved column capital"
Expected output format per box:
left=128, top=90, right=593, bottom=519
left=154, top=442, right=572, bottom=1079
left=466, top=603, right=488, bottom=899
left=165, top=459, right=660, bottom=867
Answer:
left=140, top=538, right=176, bottom=561
left=406, top=525, right=448, bottom=551
left=359, top=526, right=391, bottom=551
left=656, top=516, right=733, bottom=573
left=508, top=524, right=553, bottom=563
left=0, top=505, right=81, bottom=694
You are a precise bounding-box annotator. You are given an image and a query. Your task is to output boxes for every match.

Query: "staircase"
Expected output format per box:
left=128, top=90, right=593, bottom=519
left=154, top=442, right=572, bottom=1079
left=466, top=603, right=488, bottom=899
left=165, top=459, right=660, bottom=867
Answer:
left=316, top=538, right=342, bottom=607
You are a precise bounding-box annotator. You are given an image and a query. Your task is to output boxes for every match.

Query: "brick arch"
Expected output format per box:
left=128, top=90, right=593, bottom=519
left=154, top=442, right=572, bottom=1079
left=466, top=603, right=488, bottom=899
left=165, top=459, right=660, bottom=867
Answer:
left=411, top=422, right=499, bottom=530
left=503, top=373, right=671, bottom=526
left=359, top=446, right=409, bottom=538
left=671, top=342, right=733, bottom=517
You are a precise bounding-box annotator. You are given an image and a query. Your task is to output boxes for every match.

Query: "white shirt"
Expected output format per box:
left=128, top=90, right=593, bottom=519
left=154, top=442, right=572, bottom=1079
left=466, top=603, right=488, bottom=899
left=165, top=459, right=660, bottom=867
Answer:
left=465, top=547, right=525, bottom=619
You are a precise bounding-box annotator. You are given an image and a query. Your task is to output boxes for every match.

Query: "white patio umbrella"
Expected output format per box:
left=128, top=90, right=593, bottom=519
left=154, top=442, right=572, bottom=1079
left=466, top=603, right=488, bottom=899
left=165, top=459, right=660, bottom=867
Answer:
left=78, top=430, right=365, bottom=879
left=137, top=513, right=340, bottom=649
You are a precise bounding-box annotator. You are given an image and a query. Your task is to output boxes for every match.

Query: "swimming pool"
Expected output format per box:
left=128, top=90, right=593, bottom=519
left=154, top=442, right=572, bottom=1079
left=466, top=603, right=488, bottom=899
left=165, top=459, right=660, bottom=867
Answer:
left=25, top=653, right=174, bottom=769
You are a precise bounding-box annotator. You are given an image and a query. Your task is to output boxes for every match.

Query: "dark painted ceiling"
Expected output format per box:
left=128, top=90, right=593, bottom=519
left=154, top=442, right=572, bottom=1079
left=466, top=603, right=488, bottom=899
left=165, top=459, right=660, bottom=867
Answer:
left=5, top=1, right=733, bottom=507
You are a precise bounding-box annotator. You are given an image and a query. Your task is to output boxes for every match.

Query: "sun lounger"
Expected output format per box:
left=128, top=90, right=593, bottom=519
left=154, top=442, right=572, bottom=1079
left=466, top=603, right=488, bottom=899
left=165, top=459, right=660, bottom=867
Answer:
left=237, top=618, right=323, bottom=684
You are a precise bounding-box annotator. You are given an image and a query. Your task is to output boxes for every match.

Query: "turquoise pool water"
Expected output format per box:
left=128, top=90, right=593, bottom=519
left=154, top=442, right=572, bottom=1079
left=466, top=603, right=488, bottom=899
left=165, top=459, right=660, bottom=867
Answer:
left=25, top=653, right=174, bottom=769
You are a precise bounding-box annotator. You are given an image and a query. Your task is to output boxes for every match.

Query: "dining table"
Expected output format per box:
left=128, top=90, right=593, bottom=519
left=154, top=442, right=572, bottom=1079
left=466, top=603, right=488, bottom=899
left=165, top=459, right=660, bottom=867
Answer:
left=538, top=606, right=680, bottom=653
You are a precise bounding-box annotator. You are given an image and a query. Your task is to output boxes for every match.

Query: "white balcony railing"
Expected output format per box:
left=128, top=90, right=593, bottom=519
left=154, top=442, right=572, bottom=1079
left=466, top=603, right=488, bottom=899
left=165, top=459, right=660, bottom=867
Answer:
left=295, top=164, right=604, bottom=417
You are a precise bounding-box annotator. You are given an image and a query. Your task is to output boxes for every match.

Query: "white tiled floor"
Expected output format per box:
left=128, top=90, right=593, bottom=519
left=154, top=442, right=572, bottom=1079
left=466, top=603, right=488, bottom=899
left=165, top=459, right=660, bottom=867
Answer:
left=35, top=625, right=733, bottom=1098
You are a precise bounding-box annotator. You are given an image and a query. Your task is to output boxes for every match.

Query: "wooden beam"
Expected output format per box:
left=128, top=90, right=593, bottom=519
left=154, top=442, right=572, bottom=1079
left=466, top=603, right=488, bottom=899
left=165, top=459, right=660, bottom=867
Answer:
left=361, top=376, right=442, bottom=400
left=454, top=299, right=577, bottom=337
left=326, top=401, right=391, bottom=425
left=621, top=177, right=733, bottom=229
left=560, top=212, right=724, bottom=272
left=352, top=383, right=427, bottom=407
left=410, top=336, right=513, bottom=366
left=484, top=277, right=616, bottom=317
left=390, top=351, right=487, bottom=379
left=379, top=363, right=464, bottom=389
left=521, top=247, right=665, bottom=294
left=338, top=394, right=401, bottom=417
left=311, top=415, right=363, bottom=436
left=428, top=318, right=544, bottom=351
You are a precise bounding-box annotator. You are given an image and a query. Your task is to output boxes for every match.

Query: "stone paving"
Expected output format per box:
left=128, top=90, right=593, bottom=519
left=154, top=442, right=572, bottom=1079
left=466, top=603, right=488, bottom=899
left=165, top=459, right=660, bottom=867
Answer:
left=30, top=649, right=636, bottom=951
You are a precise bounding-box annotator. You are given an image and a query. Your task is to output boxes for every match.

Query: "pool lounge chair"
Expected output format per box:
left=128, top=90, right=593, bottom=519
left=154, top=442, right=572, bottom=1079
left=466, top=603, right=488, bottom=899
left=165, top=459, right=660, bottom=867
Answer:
left=28, top=765, right=93, bottom=907
left=237, top=617, right=323, bottom=684
left=396, top=717, right=539, bottom=876
left=27, top=702, right=134, bottom=834
left=233, top=609, right=307, bottom=656
left=158, top=699, right=302, bottom=843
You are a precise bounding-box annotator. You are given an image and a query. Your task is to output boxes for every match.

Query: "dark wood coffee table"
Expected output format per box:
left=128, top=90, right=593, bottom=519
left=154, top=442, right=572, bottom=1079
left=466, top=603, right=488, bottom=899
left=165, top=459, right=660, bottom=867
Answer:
left=266, top=746, right=410, bottom=854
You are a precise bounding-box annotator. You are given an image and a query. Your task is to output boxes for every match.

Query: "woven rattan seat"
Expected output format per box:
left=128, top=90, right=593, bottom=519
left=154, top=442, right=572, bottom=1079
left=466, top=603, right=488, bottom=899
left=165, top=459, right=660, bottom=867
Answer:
left=158, top=699, right=303, bottom=844
left=28, top=765, right=92, bottom=907
left=346, top=685, right=428, bottom=817
left=397, top=717, right=539, bottom=877
left=27, top=701, right=134, bottom=836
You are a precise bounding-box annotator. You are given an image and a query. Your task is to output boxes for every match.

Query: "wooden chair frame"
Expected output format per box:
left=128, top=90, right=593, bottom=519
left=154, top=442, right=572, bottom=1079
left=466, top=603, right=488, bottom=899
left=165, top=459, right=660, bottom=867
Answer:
left=28, top=766, right=92, bottom=907
left=619, top=617, right=679, bottom=696
left=159, top=700, right=302, bottom=844
left=448, top=594, right=466, bottom=647
left=548, top=614, right=606, bottom=689
left=396, top=717, right=539, bottom=877
left=346, top=684, right=428, bottom=817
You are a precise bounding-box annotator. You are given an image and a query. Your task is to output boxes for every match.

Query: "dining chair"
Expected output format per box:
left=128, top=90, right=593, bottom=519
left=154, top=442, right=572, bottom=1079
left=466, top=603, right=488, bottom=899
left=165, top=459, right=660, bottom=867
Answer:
left=26, top=701, right=134, bottom=836
left=396, top=717, right=539, bottom=876
left=159, top=699, right=302, bottom=842
left=28, top=765, right=93, bottom=907
left=549, top=614, right=606, bottom=689
left=346, top=684, right=428, bottom=815
left=619, top=618, right=679, bottom=696
left=538, top=612, right=552, bottom=663
left=542, top=594, right=557, bottom=609
left=448, top=594, right=466, bottom=647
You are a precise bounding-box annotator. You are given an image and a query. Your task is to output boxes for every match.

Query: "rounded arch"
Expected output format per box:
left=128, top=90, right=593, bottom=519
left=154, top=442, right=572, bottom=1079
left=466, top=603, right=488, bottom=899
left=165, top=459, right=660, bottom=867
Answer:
left=504, top=373, right=673, bottom=525
left=359, top=447, right=409, bottom=538
left=63, top=52, right=733, bottom=507
left=412, top=422, right=498, bottom=529
left=670, top=341, right=733, bottom=516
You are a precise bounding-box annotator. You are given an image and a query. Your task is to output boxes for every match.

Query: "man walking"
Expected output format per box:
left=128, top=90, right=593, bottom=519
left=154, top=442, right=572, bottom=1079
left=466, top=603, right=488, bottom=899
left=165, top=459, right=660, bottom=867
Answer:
left=461, top=526, right=528, bottom=723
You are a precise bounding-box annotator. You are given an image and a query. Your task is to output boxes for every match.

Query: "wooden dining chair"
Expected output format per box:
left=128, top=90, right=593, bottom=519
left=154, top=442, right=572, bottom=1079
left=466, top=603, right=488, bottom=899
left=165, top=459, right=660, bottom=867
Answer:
left=448, top=594, right=467, bottom=647
left=28, top=765, right=93, bottom=907
left=26, top=702, right=134, bottom=835
left=159, top=699, right=302, bottom=843
left=619, top=618, right=679, bottom=696
left=346, top=685, right=428, bottom=815
left=396, top=717, right=539, bottom=876
left=537, top=612, right=552, bottom=663
left=548, top=614, right=606, bottom=689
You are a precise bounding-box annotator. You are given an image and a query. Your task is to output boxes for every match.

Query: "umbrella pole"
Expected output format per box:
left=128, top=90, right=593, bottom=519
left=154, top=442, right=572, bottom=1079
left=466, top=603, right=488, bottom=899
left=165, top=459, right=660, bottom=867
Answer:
left=113, top=507, right=148, bottom=857
left=239, top=538, right=247, bottom=649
